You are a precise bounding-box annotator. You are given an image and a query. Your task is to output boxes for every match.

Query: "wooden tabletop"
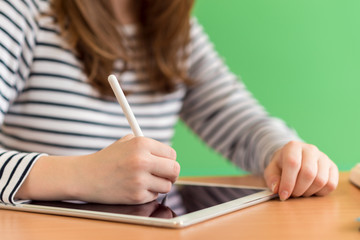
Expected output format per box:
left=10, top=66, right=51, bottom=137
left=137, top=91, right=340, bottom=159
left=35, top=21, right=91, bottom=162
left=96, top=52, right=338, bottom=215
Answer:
left=1, top=172, right=359, bottom=240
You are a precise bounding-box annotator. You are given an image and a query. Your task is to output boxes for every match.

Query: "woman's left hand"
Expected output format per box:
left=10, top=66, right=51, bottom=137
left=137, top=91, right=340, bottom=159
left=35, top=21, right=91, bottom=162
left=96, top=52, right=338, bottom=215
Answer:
left=264, top=141, right=339, bottom=201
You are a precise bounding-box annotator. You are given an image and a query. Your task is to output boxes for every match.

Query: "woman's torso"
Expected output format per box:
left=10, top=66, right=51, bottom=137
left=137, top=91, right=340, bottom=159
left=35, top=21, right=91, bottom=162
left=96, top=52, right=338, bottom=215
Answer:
left=1, top=1, right=186, bottom=155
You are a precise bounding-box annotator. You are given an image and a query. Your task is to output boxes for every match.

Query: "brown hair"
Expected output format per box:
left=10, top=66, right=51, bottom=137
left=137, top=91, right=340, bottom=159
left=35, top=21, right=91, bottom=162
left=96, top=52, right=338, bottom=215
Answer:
left=52, top=0, right=194, bottom=96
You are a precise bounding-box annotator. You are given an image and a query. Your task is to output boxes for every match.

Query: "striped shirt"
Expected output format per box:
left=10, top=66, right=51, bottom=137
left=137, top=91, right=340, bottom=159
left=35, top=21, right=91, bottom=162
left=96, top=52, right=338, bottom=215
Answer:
left=0, top=0, right=298, bottom=204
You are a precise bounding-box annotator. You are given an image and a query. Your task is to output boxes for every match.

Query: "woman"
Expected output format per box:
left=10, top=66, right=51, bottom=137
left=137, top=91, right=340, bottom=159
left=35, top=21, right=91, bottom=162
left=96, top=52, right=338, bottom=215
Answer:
left=0, top=0, right=338, bottom=205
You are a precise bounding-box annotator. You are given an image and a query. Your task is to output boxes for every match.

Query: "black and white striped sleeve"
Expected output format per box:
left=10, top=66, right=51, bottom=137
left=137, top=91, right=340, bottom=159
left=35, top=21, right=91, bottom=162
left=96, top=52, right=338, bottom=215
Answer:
left=180, top=19, right=300, bottom=174
left=0, top=0, right=46, bottom=204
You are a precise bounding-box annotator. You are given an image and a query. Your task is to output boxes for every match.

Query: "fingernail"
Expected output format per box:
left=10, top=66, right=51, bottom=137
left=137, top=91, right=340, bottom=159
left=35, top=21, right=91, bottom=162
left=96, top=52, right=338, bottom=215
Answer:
left=280, top=191, right=289, bottom=201
left=271, top=182, right=277, bottom=193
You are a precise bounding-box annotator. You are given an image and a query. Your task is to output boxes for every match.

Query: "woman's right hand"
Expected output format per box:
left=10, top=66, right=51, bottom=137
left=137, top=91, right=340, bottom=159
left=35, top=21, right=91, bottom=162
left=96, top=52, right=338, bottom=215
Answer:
left=15, top=134, right=179, bottom=205
left=76, top=134, right=180, bottom=204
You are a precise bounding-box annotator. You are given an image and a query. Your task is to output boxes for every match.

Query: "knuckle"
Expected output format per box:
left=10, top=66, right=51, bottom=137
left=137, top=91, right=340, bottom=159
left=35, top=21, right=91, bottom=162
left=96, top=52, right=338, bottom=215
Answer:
left=307, top=144, right=319, bottom=154
left=129, top=177, right=147, bottom=203
left=320, top=152, right=331, bottom=163
left=132, top=175, right=146, bottom=189
left=141, top=157, right=151, bottom=168
left=313, top=176, right=327, bottom=188
left=130, top=191, right=146, bottom=204
left=286, top=140, right=298, bottom=148
left=286, top=155, right=300, bottom=169
left=131, top=155, right=151, bottom=170
left=326, top=179, right=338, bottom=192
left=132, top=137, right=146, bottom=148
left=301, top=167, right=316, bottom=181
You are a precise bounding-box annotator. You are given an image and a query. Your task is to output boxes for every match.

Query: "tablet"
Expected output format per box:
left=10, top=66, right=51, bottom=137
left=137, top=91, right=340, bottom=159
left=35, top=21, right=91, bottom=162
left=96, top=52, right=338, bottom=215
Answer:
left=0, top=181, right=277, bottom=228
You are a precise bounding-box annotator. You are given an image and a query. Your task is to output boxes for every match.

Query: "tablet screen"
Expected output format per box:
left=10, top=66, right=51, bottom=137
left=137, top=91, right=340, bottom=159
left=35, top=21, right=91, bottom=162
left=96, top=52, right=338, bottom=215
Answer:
left=30, top=183, right=263, bottom=219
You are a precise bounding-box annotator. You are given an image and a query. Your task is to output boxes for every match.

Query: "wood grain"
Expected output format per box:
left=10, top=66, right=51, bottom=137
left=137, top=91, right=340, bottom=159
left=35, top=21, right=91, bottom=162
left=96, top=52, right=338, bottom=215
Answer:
left=1, top=172, right=359, bottom=240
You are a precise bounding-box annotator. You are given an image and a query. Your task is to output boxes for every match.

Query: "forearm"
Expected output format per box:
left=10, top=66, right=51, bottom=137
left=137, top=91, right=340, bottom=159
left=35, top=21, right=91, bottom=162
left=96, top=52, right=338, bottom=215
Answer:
left=14, top=136, right=179, bottom=205
left=15, top=154, right=87, bottom=202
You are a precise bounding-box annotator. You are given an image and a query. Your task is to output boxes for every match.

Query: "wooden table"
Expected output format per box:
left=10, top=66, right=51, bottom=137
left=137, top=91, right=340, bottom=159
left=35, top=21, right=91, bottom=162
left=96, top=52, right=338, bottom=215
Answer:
left=1, top=172, right=359, bottom=240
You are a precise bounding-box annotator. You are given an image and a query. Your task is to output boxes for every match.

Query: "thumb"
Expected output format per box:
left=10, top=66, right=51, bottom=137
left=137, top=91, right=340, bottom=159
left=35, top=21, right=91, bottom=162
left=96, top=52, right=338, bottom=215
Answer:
left=264, top=160, right=282, bottom=194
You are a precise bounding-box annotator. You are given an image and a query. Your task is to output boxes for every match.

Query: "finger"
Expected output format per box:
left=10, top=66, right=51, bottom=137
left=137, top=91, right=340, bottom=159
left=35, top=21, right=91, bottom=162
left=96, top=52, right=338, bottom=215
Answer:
left=142, top=191, right=158, bottom=204
left=147, top=139, right=177, bottom=160
left=278, top=142, right=302, bottom=201
left=264, top=156, right=281, bottom=193
left=303, top=154, right=330, bottom=197
left=315, top=163, right=339, bottom=196
left=146, top=174, right=173, bottom=194
left=149, top=156, right=180, bottom=183
left=291, top=146, right=318, bottom=197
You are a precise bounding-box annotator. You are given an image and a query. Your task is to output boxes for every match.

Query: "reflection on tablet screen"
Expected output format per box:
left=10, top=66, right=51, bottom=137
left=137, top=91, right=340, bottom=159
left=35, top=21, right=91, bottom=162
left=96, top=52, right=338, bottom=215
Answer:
left=30, top=184, right=263, bottom=219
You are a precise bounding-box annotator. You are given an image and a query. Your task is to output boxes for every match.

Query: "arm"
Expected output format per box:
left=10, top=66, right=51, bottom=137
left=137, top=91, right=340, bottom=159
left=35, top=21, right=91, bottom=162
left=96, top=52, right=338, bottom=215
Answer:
left=182, top=19, right=299, bottom=174
left=0, top=0, right=46, bottom=204
left=182, top=19, right=338, bottom=199
left=16, top=135, right=180, bottom=204
left=1, top=0, right=178, bottom=205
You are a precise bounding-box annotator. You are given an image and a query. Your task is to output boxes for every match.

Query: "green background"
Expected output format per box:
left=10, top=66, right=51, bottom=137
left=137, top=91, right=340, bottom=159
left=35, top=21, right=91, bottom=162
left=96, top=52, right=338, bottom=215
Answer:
left=173, top=0, right=360, bottom=176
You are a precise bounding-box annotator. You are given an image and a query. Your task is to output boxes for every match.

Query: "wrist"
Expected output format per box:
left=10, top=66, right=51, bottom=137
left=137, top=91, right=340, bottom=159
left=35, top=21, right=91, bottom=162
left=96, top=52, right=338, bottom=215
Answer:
left=15, top=154, right=89, bottom=202
left=68, top=153, right=96, bottom=201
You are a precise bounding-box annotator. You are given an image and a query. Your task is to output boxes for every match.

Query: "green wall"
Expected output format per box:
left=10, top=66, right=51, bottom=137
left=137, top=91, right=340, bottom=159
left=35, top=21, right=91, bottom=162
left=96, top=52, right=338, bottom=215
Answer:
left=173, top=0, right=360, bottom=176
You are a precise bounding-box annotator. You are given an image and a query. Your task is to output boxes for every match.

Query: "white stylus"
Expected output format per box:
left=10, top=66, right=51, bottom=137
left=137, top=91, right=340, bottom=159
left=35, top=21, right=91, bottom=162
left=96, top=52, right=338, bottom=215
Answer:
left=108, top=74, right=144, bottom=137
left=109, top=74, right=169, bottom=205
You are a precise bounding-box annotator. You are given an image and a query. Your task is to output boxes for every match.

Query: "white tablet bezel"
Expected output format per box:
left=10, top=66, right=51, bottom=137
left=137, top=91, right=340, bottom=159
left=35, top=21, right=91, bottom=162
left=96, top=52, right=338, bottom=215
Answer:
left=0, top=181, right=277, bottom=228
